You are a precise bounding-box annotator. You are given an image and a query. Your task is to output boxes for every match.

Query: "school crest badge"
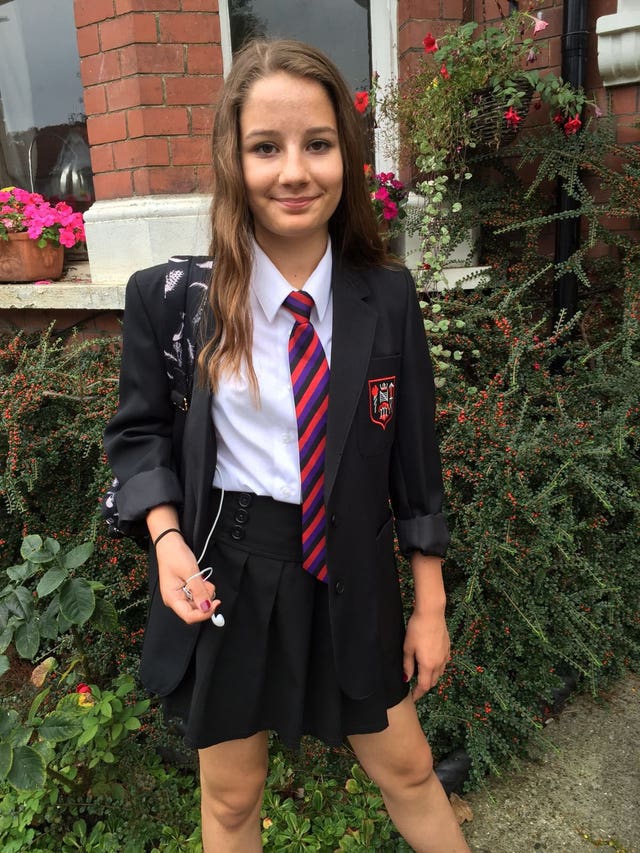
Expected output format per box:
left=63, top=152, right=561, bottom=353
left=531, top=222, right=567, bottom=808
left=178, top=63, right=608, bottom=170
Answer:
left=368, top=376, right=396, bottom=430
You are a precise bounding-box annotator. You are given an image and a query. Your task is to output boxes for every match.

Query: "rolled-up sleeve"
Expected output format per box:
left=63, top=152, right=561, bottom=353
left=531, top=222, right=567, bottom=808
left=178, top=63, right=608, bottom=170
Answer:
left=390, top=270, right=450, bottom=558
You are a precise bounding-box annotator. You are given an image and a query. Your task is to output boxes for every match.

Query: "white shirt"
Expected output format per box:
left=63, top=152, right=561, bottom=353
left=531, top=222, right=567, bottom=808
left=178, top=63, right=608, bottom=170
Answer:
left=211, top=239, right=333, bottom=503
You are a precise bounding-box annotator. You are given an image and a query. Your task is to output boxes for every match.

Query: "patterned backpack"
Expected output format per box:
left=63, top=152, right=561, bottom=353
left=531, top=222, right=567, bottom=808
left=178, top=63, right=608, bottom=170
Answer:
left=101, top=255, right=212, bottom=541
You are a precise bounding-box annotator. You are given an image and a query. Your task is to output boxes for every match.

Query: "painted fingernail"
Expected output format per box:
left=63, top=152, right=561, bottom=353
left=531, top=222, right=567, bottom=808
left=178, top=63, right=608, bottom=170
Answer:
left=402, top=672, right=409, bottom=682
left=200, top=600, right=211, bottom=612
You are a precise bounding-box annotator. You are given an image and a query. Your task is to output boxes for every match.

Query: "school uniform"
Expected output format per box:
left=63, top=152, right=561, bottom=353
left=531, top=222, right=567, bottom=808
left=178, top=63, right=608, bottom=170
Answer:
left=104, top=243, right=449, bottom=749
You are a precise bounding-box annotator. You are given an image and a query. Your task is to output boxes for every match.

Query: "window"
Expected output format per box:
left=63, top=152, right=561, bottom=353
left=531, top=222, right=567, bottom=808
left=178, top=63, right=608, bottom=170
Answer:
left=0, top=0, right=94, bottom=212
left=219, top=0, right=397, bottom=171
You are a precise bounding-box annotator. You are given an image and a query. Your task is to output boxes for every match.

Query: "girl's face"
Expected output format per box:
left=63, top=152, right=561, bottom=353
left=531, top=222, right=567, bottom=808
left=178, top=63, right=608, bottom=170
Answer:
left=239, top=71, right=344, bottom=253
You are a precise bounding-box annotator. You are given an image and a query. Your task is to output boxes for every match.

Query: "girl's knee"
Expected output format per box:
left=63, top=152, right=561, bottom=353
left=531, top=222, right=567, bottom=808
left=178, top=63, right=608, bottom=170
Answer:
left=366, top=740, right=435, bottom=795
left=201, top=767, right=267, bottom=832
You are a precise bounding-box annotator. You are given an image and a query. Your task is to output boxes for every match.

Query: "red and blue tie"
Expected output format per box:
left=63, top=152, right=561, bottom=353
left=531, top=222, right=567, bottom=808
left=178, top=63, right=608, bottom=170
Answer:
left=284, top=290, right=330, bottom=583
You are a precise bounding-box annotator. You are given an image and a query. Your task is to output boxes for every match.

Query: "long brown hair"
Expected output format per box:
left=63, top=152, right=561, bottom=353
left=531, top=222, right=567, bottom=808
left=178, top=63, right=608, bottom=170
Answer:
left=199, top=39, right=387, bottom=392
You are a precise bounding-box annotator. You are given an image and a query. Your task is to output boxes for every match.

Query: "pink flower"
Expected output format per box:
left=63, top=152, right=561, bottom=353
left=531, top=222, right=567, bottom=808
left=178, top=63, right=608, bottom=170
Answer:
left=533, top=16, right=549, bottom=35
left=374, top=187, right=389, bottom=202
left=423, top=33, right=438, bottom=54
left=383, top=201, right=398, bottom=220
left=354, top=91, right=369, bottom=114
left=504, top=107, right=522, bottom=129
left=564, top=114, right=582, bottom=136
left=59, top=227, right=77, bottom=248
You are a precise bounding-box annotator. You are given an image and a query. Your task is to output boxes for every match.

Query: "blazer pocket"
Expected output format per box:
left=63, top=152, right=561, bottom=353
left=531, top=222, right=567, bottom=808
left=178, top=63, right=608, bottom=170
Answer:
left=357, top=355, right=401, bottom=457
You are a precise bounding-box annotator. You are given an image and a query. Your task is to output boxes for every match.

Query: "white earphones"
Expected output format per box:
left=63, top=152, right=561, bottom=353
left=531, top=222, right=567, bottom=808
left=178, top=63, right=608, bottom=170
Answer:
left=182, top=566, right=225, bottom=627
left=183, top=473, right=226, bottom=628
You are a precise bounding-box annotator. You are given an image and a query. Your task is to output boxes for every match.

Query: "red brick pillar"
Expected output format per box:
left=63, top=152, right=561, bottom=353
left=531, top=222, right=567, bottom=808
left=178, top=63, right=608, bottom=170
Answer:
left=74, top=0, right=223, bottom=202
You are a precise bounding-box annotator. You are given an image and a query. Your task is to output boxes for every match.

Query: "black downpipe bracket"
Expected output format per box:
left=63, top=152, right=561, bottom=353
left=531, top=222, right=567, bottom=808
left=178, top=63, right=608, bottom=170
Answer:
left=553, top=0, right=589, bottom=327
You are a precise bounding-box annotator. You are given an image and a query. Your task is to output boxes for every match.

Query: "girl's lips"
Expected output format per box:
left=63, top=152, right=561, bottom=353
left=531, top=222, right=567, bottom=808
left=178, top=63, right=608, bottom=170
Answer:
left=274, top=196, right=318, bottom=210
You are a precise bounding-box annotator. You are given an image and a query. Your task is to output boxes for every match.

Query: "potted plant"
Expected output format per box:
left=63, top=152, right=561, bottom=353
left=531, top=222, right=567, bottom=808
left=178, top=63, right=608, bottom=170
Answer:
left=0, top=187, right=86, bottom=282
left=371, top=9, right=597, bottom=286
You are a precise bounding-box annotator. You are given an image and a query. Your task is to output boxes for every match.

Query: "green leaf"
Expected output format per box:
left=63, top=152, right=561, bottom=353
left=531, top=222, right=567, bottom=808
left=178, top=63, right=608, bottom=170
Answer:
left=39, top=713, right=83, bottom=743
left=91, top=597, right=118, bottom=632
left=123, top=717, right=140, bottom=731
left=27, top=686, right=52, bottom=723
left=36, top=567, right=68, bottom=598
left=0, top=708, right=19, bottom=737
left=0, top=654, right=9, bottom=678
left=20, top=535, right=43, bottom=560
left=77, top=721, right=99, bottom=748
left=6, top=587, right=33, bottom=621
left=7, top=745, right=46, bottom=790
left=21, top=535, right=55, bottom=565
left=0, top=741, right=12, bottom=781
left=59, top=578, right=95, bottom=625
left=0, top=625, right=13, bottom=653
left=39, top=598, right=61, bottom=640
left=62, top=542, right=94, bottom=570
left=43, top=538, right=61, bottom=556
left=6, top=562, right=36, bottom=583
left=14, top=621, right=40, bottom=660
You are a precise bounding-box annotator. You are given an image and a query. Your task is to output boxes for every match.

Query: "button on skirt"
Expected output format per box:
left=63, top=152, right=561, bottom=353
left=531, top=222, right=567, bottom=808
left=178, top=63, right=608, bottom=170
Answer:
left=163, top=490, right=409, bottom=750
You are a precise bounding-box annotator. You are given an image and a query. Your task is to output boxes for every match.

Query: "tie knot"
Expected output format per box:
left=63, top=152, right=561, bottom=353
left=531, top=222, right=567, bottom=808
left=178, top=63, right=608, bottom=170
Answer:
left=284, top=290, right=314, bottom=323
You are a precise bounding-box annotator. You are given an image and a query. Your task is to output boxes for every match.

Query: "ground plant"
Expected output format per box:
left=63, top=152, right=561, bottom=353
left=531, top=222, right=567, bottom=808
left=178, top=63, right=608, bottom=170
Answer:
left=0, top=107, right=638, bottom=848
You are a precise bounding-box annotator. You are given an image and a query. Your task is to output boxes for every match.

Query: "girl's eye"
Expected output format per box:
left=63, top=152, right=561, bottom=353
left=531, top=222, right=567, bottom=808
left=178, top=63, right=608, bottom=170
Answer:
left=308, top=139, right=330, bottom=152
left=254, top=142, right=278, bottom=155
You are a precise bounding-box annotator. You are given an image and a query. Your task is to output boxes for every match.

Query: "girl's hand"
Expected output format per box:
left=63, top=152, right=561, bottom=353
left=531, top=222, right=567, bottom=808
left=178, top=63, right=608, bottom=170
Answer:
left=155, top=533, right=221, bottom=624
left=402, top=608, right=451, bottom=702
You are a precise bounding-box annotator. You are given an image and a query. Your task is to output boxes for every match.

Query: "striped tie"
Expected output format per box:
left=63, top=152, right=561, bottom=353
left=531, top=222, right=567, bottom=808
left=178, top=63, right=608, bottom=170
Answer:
left=284, top=290, right=330, bottom=583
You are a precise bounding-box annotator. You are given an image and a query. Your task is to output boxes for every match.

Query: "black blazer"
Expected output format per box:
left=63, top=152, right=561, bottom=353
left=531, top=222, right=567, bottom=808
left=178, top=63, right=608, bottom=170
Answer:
left=104, top=257, right=449, bottom=701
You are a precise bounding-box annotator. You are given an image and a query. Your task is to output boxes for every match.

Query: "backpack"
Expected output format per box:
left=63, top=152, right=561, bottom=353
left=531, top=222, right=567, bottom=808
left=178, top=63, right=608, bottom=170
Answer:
left=101, top=255, right=212, bottom=541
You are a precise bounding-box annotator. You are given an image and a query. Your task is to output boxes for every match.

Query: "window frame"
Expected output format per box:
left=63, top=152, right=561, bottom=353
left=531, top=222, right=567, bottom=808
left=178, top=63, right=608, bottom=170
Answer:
left=218, top=0, right=398, bottom=172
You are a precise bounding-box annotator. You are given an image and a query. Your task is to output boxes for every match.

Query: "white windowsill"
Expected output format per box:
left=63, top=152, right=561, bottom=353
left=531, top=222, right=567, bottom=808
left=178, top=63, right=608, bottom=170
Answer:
left=0, top=263, right=125, bottom=310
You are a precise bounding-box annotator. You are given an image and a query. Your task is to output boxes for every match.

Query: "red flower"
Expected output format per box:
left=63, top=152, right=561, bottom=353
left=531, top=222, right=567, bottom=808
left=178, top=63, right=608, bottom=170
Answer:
left=504, top=107, right=522, bottom=129
left=439, top=63, right=450, bottom=80
left=76, top=683, right=92, bottom=694
left=564, top=113, right=582, bottom=136
left=423, top=33, right=438, bottom=54
left=354, top=91, right=369, bottom=114
left=553, top=113, right=565, bottom=126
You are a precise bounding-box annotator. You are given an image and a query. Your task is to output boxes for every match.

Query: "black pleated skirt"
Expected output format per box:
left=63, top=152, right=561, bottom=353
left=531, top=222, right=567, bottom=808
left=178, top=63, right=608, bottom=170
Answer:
left=163, top=490, right=409, bottom=750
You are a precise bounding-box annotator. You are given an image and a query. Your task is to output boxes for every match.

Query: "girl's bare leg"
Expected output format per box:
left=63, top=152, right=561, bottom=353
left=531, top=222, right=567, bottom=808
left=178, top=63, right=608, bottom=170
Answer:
left=348, top=695, right=470, bottom=853
left=198, top=731, right=269, bottom=853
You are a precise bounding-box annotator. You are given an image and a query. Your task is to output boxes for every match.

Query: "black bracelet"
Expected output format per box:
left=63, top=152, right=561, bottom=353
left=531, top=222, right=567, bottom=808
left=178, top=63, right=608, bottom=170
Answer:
left=153, top=527, right=183, bottom=548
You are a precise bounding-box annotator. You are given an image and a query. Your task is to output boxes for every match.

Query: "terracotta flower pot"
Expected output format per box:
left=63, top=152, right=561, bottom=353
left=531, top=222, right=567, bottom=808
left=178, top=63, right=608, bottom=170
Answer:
left=0, top=232, right=64, bottom=282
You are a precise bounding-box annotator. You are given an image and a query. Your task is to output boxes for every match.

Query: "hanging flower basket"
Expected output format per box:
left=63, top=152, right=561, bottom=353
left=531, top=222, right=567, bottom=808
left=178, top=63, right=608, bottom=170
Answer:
left=0, top=233, right=64, bottom=282
left=468, top=85, right=534, bottom=154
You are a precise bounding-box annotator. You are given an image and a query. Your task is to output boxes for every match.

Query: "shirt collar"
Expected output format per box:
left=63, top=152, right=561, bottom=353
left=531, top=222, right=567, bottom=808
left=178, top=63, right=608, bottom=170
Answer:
left=252, top=237, right=333, bottom=324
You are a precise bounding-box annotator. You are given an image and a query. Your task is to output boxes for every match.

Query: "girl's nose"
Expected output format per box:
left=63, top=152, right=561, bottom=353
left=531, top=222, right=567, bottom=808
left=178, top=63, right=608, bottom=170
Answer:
left=279, top=149, right=308, bottom=184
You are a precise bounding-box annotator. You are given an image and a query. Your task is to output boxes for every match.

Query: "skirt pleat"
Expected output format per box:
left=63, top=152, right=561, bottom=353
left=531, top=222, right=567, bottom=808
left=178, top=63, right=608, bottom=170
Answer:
left=163, top=490, right=408, bottom=750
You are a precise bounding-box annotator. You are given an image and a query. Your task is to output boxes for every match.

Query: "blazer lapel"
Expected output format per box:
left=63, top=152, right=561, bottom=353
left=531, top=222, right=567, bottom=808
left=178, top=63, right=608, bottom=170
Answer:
left=325, top=263, right=376, bottom=503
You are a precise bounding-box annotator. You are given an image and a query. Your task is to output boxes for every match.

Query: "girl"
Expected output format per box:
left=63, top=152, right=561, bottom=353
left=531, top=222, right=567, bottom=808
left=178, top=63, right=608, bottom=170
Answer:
left=105, top=39, right=470, bottom=853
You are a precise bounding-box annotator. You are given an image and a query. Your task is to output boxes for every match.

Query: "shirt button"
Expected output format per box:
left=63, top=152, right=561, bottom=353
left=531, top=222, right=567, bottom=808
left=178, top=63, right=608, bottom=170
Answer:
left=280, top=486, right=292, bottom=499
left=238, top=493, right=252, bottom=508
left=334, top=580, right=345, bottom=595
left=234, top=509, right=249, bottom=524
left=230, top=526, right=245, bottom=541
left=330, top=513, right=338, bottom=527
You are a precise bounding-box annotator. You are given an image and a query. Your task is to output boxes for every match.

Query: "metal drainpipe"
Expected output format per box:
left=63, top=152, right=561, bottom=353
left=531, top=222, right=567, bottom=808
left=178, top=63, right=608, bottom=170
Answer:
left=553, top=0, right=589, bottom=326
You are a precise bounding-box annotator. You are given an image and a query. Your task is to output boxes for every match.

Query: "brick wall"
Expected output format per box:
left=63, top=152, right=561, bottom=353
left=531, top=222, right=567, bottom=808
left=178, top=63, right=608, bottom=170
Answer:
left=74, top=0, right=222, bottom=201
